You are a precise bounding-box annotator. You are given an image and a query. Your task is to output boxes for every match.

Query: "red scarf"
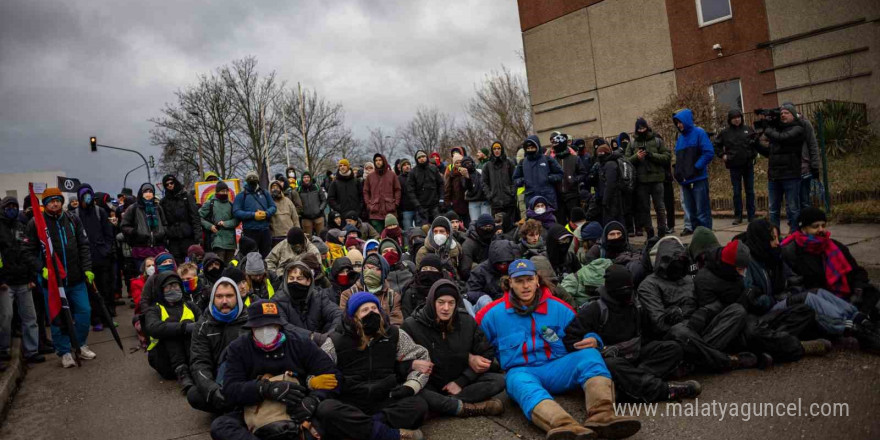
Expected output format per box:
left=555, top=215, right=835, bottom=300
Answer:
left=782, top=230, right=852, bottom=295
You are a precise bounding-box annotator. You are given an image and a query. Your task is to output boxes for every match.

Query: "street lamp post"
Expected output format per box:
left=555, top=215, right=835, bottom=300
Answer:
left=88, top=137, right=151, bottom=185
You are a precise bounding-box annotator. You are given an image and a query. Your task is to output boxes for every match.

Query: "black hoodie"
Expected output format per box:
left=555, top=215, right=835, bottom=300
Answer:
left=143, top=272, right=201, bottom=343
left=481, top=139, right=517, bottom=210
left=160, top=174, right=202, bottom=240
left=0, top=196, right=33, bottom=284
left=466, top=239, right=518, bottom=303
left=272, top=261, right=343, bottom=337
left=714, top=109, right=756, bottom=169
left=75, top=183, right=114, bottom=264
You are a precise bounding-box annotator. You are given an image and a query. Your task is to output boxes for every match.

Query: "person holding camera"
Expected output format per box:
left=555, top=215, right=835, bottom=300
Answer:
left=714, top=109, right=757, bottom=225
left=754, top=103, right=805, bottom=234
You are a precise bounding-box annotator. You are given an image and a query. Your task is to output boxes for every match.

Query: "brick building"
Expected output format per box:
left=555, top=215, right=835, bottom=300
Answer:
left=516, top=0, right=879, bottom=142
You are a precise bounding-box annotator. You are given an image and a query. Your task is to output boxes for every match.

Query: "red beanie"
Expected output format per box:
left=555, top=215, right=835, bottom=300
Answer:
left=721, top=240, right=750, bottom=268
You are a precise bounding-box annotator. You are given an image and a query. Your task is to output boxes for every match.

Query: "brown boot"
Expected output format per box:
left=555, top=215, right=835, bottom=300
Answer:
left=582, top=376, right=641, bottom=439
left=530, top=399, right=596, bottom=440
left=459, top=398, right=505, bottom=417
left=801, top=339, right=832, bottom=356
left=400, top=428, right=425, bottom=440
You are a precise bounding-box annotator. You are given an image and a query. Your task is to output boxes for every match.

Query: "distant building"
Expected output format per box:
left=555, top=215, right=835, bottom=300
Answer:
left=516, top=0, right=879, bottom=142
left=0, top=171, right=66, bottom=203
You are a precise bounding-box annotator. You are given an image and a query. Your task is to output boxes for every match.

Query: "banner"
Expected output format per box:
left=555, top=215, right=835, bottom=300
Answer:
left=31, top=182, right=48, bottom=194
left=57, top=176, right=82, bottom=193
left=194, top=179, right=241, bottom=205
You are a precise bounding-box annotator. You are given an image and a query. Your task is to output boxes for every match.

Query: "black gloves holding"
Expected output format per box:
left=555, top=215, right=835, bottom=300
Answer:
left=290, top=396, right=320, bottom=422
left=259, top=380, right=307, bottom=406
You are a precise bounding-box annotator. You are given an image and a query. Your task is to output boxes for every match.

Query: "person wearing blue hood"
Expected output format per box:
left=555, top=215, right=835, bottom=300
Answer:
left=233, top=171, right=277, bottom=258
left=672, top=108, right=715, bottom=230
left=513, top=135, right=564, bottom=212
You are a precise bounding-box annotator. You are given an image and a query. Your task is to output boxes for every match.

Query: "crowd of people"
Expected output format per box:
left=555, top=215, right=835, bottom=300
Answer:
left=1, top=108, right=879, bottom=440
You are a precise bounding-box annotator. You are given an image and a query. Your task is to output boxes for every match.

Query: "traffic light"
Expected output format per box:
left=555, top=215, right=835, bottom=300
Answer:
left=149, top=155, right=155, bottom=168
left=90, top=136, right=97, bottom=152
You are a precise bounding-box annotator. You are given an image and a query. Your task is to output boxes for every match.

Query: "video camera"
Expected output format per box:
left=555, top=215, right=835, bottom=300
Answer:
left=753, top=107, right=781, bottom=130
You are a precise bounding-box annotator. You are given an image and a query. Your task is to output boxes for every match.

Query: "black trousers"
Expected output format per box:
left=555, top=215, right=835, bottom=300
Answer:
left=623, top=192, right=636, bottom=233
left=666, top=304, right=747, bottom=372
left=636, top=182, right=667, bottom=233
left=243, top=229, right=273, bottom=258
left=167, top=237, right=198, bottom=264
left=663, top=179, right=676, bottom=229
left=415, top=206, right=441, bottom=227
left=147, top=337, right=190, bottom=380
left=188, top=385, right=233, bottom=414
left=743, top=304, right=813, bottom=363
left=419, top=372, right=506, bottom=415
left=604, top=340, right=682, bottom=402
left=31, top=283, right=51, bottom=347
left=210, top=411, right=260, bottom=440
left=90, top=262, right=115, bottom=322
left=315, top=396, right=428, bottom=440
left=555, top=196, right=580, bottom=226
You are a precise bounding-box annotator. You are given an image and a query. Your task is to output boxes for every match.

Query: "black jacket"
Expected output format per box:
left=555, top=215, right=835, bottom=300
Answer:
left=328, top=320, right=402, bottom=409
left=756, top=119, right=805, bottom=181
left=459, top=226, right=494, bottom=281
left=481, top=144, right=517, bottom=209
left=563, top=287, right=643, bottom=351
left=398, top=172, right=417, bottom=212
left=144, top=272, right=201, bottom=343
left=0, top=198, right=34, bottom=285
left=401, top=280, right=496, bottom=390
left=24, top=210, right=92, bottom=287
left=406, top=162, right=444, bottom=209
left=190, top=309, right=249, bottom=400
left=782, top=238, right=871, bottom=294
left=553, top=147, right=586, bottom=199
left=327, top=172, right=363, bottom=216
left=272, top=264, right=343, bottom=336
left=160, top=175, right=202, bottom=240
left=466, top=239, right=518, bottom=304
left=75, top=186, right=115, bottom=265
left=122, top=184, right=168, bottom=248
left=715, top=109, right=756, bottom=169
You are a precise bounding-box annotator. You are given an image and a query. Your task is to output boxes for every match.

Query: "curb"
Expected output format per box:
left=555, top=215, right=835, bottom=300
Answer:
left=0, top=338, right=26, bottom=423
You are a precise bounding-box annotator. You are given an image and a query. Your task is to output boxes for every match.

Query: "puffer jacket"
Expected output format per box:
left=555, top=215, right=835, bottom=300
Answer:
left=121, top=183, right=168, bottom=248
left=513, top=135, right=564, bottom=208
left=714, top=109, right=756, bottom=169
left=465, top=239, right=518, bottom=304
left=24, top=207, right=92, bottom=287
left=459, top=226, right=494, bottom=281
left=463, top=165, right=487, bottom=202
left=626, top=129, right=670, bottom=183
left=363, top=154, right=401, bottom=221
left=481, top=141, right=517, bottom=209
left=560, top=258, right=612, bottom=307
left=757, top=115, right=805, bottom=181
left=638, top=238, right=697, bottom=335
left=328, top=171, right=363, bottom=216
left=672, top=109, right=715, bottom=184
left=406, top=158, right=444, bottom=210
left=160, top=175, right=202, bottom=240
left=265, top=239, right=322, bottom=279
left=272, top=262, right=342, bottom=336
left=299, top=182, right=327, bottom=220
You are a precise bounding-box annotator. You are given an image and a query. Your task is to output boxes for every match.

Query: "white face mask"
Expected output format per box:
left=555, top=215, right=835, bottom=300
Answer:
left=253, top=326, right=279, bottom=345
left=433, top=233, right=448, bottom=246
left=535, top=207, right=546, bottom=215
left=145, top=266, right=156, bottom=276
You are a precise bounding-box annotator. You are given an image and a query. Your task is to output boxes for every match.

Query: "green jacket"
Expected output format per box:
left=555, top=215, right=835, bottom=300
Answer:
left=199, top=198, right=240, bottom=250
left=559, top=258, right=612, bottom=307
left=625, top=132, right=670, bottom=184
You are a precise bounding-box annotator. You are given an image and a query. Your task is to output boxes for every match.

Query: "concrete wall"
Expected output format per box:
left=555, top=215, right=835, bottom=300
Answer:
left=675, top=48, right=778, bottom=112
left=517, top=0, right=602, bottom=31
left=0, top=171, right=66, bottom=202
left=598, top=72, right=677, bottom=137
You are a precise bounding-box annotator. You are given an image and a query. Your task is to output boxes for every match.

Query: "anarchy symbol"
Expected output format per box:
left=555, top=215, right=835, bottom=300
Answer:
left=63, top=179, right=75, bottom=190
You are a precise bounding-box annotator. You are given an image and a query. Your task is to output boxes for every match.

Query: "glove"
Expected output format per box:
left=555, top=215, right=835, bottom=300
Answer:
left=811, top=168, right=820, bottom=179
left=42, top=267, right=48, bottom=280
left=85, top=271, right=95, bottom=284
left=184, top=322, right=195, bottom=334
left=260, top=380, right=307, bottom=405
left=308, top=374, right=338, bottom=390
left=663, top=307, right=684, bottom=325
left=254, top=211, right=267, bottom=221
left=289, top=395, right=319, bottom=423
left=389, top=385, right=415, bottom=400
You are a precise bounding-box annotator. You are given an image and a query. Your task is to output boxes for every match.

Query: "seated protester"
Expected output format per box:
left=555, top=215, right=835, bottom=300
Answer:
left=328, top=210, right=344, bottom=231
left=531, top=255, right=575, bottom=306
left=494, top=211, right=517, bottom=241
left=187, top=277, right=248, bottom=414
left=525, top=195, right=558, bottom=231
left=144, top=271, right=200, bottom=392
left=477, top=259, right=640, bottom=439
left=344, top=210, right=380, bottom=240
left=568, top=220, right=603, bottom=269
left=465, top=239, right=518, bottom=315
left=299, top=252, right=330, bottom=289
left=138, top=251, right=178, bottom=312
left=228, top=235, right=258, bottom=269
left=186, top=244, right=205, bottom=269
left=415, top=216, right=462, bottom=272
left=130, top=257, right=155, bottom=316
left=243, top=252, right=279, bottom=305
left=402, top=254, right=448, bottom=318
left=687, top=226, right=721, bottom=274
left=211, top=300, right=341, bottom=440
left=566, top=207, right=588, bottom=235
left=519, top=219, right=547, bottom=260
left=178, top=262, right=209, bottom=312
left=340, top=254, right=404, bottom=326
left=582, top=221, right=647, bottom=285
left=545, top=224, right=575, bottom=278
left=324, top=257, right=357, bottom=306
left=344, top=224, right=366, bottom=253
left=560, top=258, right=613, bottom=308
left=405, top=227, right=427, bottom=260
left=266, top=227, right=321, bottom=279
left=782, top=207, right=880, bottom=319
left=316, top=292, right=430, bottom=440
left=273, top=261, right=342, bottom=341
left=563, top=265, right=700, bottom=403
left=348, top=249, right=365, bottom=274
left=325, top=228, right=348, bottom=265
left=380, top=214, right=406, bottom=251
left=363, top=238, right=381, bottom=257
left=443, top=210, right=468, bottom=245
left=310, top=234, right=331, bottom=270
left=460, top=213, right=497, bottom=282
left=402, top=280, right=505, bottom=418
left=202, top=252, right=227, bottom=289
left=639, top=238, right=761, bottom=372
left=380, top=238, right=414, bottom=293
left=221, top=267, right=249, bottom=300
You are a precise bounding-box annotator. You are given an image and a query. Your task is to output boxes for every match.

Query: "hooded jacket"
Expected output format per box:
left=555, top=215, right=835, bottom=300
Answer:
left=190, top=277, right=249, bottom=401
left=143, top=272, right=201, bottom=343
left=328, top=170, right=363, bottom=217
left=563, top=282, right=645, bottom=353
left=199, top=189, right=240, bottom=251
left=338, top=256, right=404, bottom=326
left=714, top=109, right=756, bottom=169
left=592, top=150, right=624, bottom=207
left=465, top=239, right=518, bottom=304
left=380, top=238, right=414, bottom=293
left=444, top=163, right=469, bottom=218
left=160, top=174, right=203, bottom=240
left=75, top=183, right=115, bottom=265
left=298, top=179, right=328, bottom=220
left=265, top=238, right=322, bottom=279
left=268, top=181, right=300, bottom=237
left=232, top=181, right=277, bottom=231
left=363, top=154, right=402, bottom=220
left=459, top=225, right=495, bottom=281
left=550, top=143, right=586, bottom=198
left=415, top=216, right=461, bottom=270
left=406, top=153, right=444, bottom=210
left=462, top=159, right=487, bottom=202
left=402, top=279, right=496, bottom=390
left=481, top=140, right=517, bottom=209
left=626, top=127, right=670, bottom=183
left=672, top=109, right=715, bottom=184
left=24, top=201, right=93, bottom=287
left=321, top=257, right=355, bottom=305
left=560, top=258, right=612, bottom=308
left=0, top=197, right=33, bottom=285
left=272, top=261, right=343, bottom=336
left=121, top=183, right=168, bottom=248
left=638, top=238, right=697, bottom=335
left=513, top=135, right=564, bottom=208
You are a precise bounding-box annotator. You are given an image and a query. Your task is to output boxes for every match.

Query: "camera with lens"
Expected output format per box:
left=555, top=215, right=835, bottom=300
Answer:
left=753, top=107, right=781, bottom=130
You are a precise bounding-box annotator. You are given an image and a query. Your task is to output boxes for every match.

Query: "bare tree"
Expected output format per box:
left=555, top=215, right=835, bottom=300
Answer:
left=454, top=119, right=493, bottom=158
left=366, top=127, right=400, bottom=161
left=396, top=106, right=457, bottom=158
left=465, top=66, right=533, bottom=156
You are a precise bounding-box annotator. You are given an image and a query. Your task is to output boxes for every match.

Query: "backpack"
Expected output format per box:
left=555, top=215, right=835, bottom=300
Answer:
left=615, top=157, right=636, bottom=194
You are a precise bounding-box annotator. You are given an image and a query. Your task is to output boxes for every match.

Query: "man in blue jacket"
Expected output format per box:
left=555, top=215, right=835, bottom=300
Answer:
left=233, top=171, right=277, bottom=258
left=672, top=109, right=714, bottom=230
left=477, top=259, right=640, bottom=439
left=513, top=136, right=564, bottom=213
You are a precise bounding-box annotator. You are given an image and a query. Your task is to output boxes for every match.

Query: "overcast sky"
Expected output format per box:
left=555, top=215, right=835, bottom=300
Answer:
left=0, top=0, right=523, bottom=195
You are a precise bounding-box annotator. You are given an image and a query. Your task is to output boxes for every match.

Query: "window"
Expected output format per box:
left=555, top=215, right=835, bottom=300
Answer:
left=696, top=0, right=732, bottom=27
left=709, top=79, right=743, bottom=112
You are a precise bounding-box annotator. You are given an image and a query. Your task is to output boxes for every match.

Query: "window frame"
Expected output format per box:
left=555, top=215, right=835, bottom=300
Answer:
left=708, top=78, right=745, bottom=119
left=696, top=0, right=733, bottom=27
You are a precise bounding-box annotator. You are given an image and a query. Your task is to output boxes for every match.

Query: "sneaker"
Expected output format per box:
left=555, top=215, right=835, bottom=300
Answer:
left=681, top=229, right=694, bottom=237
left=78, top=345, right=97, bottom=360
left=732, top=217, right=742, bottom=226
left=61, top=353, right=77, bottom=368
left=667, top=380, right=702, bottom=400
left=92, top=323, right=104, bottom=332
left=26, top=354, right=46, bottom=364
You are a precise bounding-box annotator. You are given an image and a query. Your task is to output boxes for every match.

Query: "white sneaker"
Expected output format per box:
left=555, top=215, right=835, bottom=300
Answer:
left=78, top=346, right=97, bottom=360
left=61, top=353, right=76, bottom=368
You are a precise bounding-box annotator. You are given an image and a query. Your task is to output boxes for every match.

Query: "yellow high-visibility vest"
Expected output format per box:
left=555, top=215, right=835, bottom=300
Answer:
left=244, top=279, right=275, bottom=307
left=147, top=304, right=195, bottom=351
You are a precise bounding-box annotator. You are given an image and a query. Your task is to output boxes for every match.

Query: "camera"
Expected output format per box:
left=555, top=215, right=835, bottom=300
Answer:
left=754, top=107, right=781, bottom=129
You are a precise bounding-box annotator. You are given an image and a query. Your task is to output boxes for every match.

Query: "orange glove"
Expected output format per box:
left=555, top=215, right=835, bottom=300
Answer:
left=308, top=374, right=338, bottom=390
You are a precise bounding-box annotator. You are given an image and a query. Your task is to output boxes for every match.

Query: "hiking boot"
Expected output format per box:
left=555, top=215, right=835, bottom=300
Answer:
left=757, top=352, right=774, bottom=370
left=78, top=345, right=97, bottom=360
left=175, top=364, right=194, bottom=394
left=835, top=336, right=860, bottom=351
left=531, top=399, right=595, bottom=440
left=459, top=398, right=504, bottom=417
left=729, top=352, right=758, bottom=369
left=732, top=217, right=742, bottom=226
left=400, top=429, right=425, bottom=440
left=61, top=353, right=77, bottom=368
left=582, top=376, right=641, bottom=439
left=681, top=229, right=693, bottom=237
left=801, top=339, right=832, bottom=356
left=26, top=354, right=46, bottom=364
left=667, top=380, right=702, bottom=400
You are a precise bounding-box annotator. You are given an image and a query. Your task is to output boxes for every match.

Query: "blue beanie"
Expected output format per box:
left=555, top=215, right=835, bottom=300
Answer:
left=475, top=213, right=494, bottom=228
left=581, top=221, right=603, bottom=242
left=347, top=291, right=381, bottom=318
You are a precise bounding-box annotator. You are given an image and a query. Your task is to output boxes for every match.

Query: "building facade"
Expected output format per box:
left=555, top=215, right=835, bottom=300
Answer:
left=517, top=0, right=879, bottom=142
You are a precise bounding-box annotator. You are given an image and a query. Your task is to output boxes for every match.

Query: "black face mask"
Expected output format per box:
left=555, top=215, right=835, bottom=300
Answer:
left=205, top=267, right=222, bottom=281
left=608, top=287, right=634, bottom=305
left=665, top=259, right=689, bottom=281
left=606, top=236, right=627, bottom=253
left=271, top=190, right=282, bottom=199
left=477, top=228, right=495, bottom=241
left=287, top=282, right=310, bottom=300
left=525, top=148, right=538, bottom=158
left=417, top=271, right=443, bottom=288
left=361, top=312, right=381, bottom=335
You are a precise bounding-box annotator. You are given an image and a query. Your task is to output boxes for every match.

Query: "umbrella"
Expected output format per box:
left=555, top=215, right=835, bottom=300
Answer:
left=87, top=281, right=124, bottom=351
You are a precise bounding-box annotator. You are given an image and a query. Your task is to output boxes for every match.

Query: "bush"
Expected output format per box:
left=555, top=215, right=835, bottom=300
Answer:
left=646, top=84, right=728, bottom=143
left=810, top=101, right=876, bottom=158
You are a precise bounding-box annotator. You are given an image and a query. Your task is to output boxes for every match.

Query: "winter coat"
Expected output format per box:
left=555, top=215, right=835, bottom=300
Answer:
left=272, top=267, right=342, bottom=336
left=265, top=239, right=322, bottom=279
left=781, top=237, right=870, bottom=297
left=121, top=184, right=168, bottom=248
left=459, top=227, right=494, bottom=281
left=328, top=171, right=363, bottom=217
left=24, top=209, right=92, bottom=287
left=339, top=274, right=404, bottom=327
left=73, top=185, right=115, bottom=266
left=482, top=143, right=517, bottom=209
left=363, top=155, right=401, bottom=221
left=199, top=198, right=240, bottom=251
left=406, top=162, right=444, bottom=210
left=672, top=109, right=715, bottom=184
left=714, top=109, right=756, bottom=169
left=594, top=151, right=623, bottom=206
left=560, top=258, right=612, bottom=308
left=638, top=238, right=697, bottom=335
left=694, top=249, right=745, bottom=307
left=190, top=281, right=249, bottom=400
left=232, top=184, right=277, bottom=231
left=444, top=170, right=469, bottom=218
left=756, top=118, right=806, bottom=181
left=465, top=239, right=518, bottom=304
left=269, top=195, right=299, bottom=238
left=398, top=171, right=417, bottom=212
left=402, top=280, right=496, bottom=390
left=143, top=273, right=201, bottom=343
left=414, top=216, right=461, bottom=271
left=800, top=117, right=820, bottom=176
left=160, top=176, right=202, bottom=240
left=562, top=287, right=643, bottom=352
left=626, top=130, right=670, bottom=183
left=513, top=135, right=564, bottom=208
left=299, top=183, right=328, bottom=220
left=463, top=167, right=487, bottom=202
left=0, top=201, right=34, bottom=285
left=552, top=147, right=586, bottom=200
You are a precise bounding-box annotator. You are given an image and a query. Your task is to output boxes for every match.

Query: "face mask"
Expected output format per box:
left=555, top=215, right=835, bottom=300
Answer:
left=287, top=282, right=310, bottom=300
left=382, top=250, right=400, bottom=266
left=253, top=326, right=280, bottom=346
left=246, top=179, right=258, bottom=188
left=364, top=269, right=383, bottom=292
left=145, top=266, right=156, bottom=277
left=205, top=267, right=222, bottom=280
left=525, top=148, right=538, bottom=157
left=477, top=228, right=495, bottom=240
left=493, top=262, right=510, bottom=274
left=665, top=259, right=688, bottom=281
left=361, top=312, right=381, bottom=335
left=83, top=194, right=93, bottom=205
left=608, top=287, right=634, bottom=305
left=417, top=270, right=443, bottom=287
left=271, top=189, right=282, bottom=199
left=215, top=193, right=228, bottom=202
left=534, top=207, right=546, bottom=215
left=433, top=233, right=448, bottom=247
left=4, top=208, right=19, bottom=219
left=164, top=287, right=183, bottom=304
left=182, top=277, right=198, bottom=293
left=606, top=236, right=626, bottom=252
left=157, top=263, right=175, bottom=273
left=336, top=272, right=351, bottom=287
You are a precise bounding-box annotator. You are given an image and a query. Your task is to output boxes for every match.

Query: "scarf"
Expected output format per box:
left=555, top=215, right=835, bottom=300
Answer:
left=211, top=304, right=240, bottom=323
left=782, top=230, right=852, bottom=295
left=526, top=209, right=557, bottom=230
left=144, top=199, right=159, bottom=229
left=254, top=331, right=286, bottom=352
left=510, top=291, right=541, bottom=316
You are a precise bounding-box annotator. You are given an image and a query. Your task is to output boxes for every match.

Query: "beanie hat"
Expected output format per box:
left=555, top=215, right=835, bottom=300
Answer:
left=347, top=249, right=364, bottom=266
left=415, top=150, right=428, bottom=160
left=593, top=138, right=607, bottom=147
left=475, top=213, right=495, bottom=228
left=215, top=180, right=229, bottom=192
left=338, top=158, right=350, bottom=167
left=187, top=244, right=204, bottom=258
left=635, top=117, right=650, bottom=132
left=379, top=239, right=398, bottom=253
left=344, top=211, right=360, bottom=222
left=569, top=207, right=587, bottom=224
left=287, top=227, right=306, bottom=246
left=604, top=264, right=634, bottom=291
left=721, top=240, right=751, bottom=268
left=384, top=214, right=399, bottom=228
left=780, top=103, right=798, bottom=119
left=274, top=173, right=286, bottom=182
left=346, top=291, right=381, bottom=318
left=597, top=144, right=612, bottom=155
left=399, top=158, right=411, bottom=168
left=41, top=187, right=63, bottom=204
left=798, top=207, right=827, bottom=230
left=345, top=236, right=363, bottom=249
left=343, top=224, right=361, bottom=237
left=461, top=156, right=474, bottom=167
left=445, top=210, right=460, bottom=222
left=245, top=171, right=259, bottom=182
left=244, top=252, right=266, bottom=275
left=221, top=267, right=245, bottom=284
left=301, top=170, right=312, bottom=179
left=618, top=132, right=631, bottom=143
left=480, top=147, right=490, bottom=157
left=688, top=226, right=721, bottom=261
left=418, top=253, right=444, bottom=272
left=155, top=252, right=176, bottom=269
left=581, top=221, right=604, bottom=242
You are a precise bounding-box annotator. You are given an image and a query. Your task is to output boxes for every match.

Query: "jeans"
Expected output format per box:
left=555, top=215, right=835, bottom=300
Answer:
left=679, top=186, right=693, bottom=232
left=768, top=178, right=801, bottom=233
left=636, top=182, right=667, bottom=233
left=463, top=295, right=495, bottom=317
left=468, top=201, right=491, bottom=225
left=43, top=282, right=90, bottom=356
left=400, top=210, right=416, bottom=231
left=680, top=179, right=712, bottom=230
left=0, top=284, right=40, bottom=357
left=729, top=165, right=756, bottom=220
left=800, top=175, right=813, bottom=210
